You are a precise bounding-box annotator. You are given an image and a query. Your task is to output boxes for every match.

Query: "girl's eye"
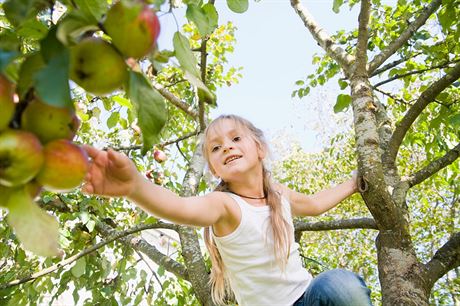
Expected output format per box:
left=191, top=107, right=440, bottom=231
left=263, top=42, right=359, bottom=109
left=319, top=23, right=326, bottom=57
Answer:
left=211, top=146, right=220, bottom=152
left=233, top=136, right=241, bottom=142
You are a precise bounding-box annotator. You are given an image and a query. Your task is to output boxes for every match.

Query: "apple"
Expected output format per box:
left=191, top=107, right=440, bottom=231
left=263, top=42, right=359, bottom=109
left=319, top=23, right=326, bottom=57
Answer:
left=153, top=149, right=167, bottom=163
left=104, top=1, right=160, bottom=59
left=145, top=169, right=163, bottom=185
left=69, top=37, right=128, bottom=95
left=36, top=139, right=89, bottom=192
left=0, top=74, right=15, bottom=131
left=0, top=130, right=44, bottom=187
left=21, top=98, right=80, bottom=143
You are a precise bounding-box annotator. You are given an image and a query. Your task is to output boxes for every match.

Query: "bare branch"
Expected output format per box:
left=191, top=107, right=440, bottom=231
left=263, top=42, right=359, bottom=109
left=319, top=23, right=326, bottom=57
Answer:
left=425, top=232, right=460, bottom=290
left=407, top=142, right=460, bottom=188
left=293, top=217, right=377, bottom=232
left=368, top=0, right=443, bottom=74
left=95, top=221, right=189, bottom=280
left=370, top=52, right=423, bottom=77
left=290, top=0, right=355, bottom=74
left=373, top=59, right=460, bottom=88
left=384, top=61, right=460, bottom=164
left=150, top=79, right=198, bottom=119
left=113, top=130, right=200, bottom=152
left=0, top=220, right=185, bottom=290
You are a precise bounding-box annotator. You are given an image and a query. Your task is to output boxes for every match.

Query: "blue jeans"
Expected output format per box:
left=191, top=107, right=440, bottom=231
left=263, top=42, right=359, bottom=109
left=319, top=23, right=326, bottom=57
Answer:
left=293, top=269, right=373, bottom=306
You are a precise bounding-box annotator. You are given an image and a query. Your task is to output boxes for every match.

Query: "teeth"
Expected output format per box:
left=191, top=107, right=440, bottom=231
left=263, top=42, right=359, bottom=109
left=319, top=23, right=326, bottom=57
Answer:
left=225, top=156, right=240, bottom=164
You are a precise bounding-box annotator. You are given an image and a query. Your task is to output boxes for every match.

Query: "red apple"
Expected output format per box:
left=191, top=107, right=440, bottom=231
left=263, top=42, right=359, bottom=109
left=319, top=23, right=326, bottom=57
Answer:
left=153, top=149, right=167, bottom=163
left=69, top=37, right=128, bottom=95
left=0, top=130, right=44, bottom=187
left=103, top=1, right=160, bottom=59
left=36, top=139, right=89, bottom=192
left=21, top=98, right=80, bottom=143
left=0, top=74, right=15, bottom=131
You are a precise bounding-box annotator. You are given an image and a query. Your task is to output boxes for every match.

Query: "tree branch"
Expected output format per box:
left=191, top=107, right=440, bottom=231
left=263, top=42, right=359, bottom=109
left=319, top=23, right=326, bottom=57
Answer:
left=290, top=0, right=355, bottom=74
left=113, top=130, right=200, bottom=152
left=368, top=0, right=443, bottom=74
left=356, top=0, right=371, bottom=76
left=373, top=59, right=460, bottom=88
left=95, top=221, right=189, bottom=281
left=0, top=220, right=186, bottom=290
left=150, top=79, right=198, bottom=119
left=425, top=232, right=460, bottom=290
left=293, top=217, right=377, bottom=233
left=407, top=142, right=460, bottom=188
left=384, top=61, right=460, bottom=164
left=370, top=52, right=423, bottom=77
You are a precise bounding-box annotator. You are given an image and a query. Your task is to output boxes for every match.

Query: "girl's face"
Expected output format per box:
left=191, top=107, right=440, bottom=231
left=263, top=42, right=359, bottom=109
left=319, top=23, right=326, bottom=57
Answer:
left=206, top=119, right=265, bottom=182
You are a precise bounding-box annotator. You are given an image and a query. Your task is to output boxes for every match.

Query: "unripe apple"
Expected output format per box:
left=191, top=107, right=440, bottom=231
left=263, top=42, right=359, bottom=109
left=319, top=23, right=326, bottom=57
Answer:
left=153, top=149, right=167, bottom=163
left=36, top=139, right=89, bottom=192
left=0, top=130, right=44, bottom=187
left=69, top=37, right=128, bottom=95
left=145, top=169, right=164, bottom=185
left=21, top=99, right=80, bottom=143
left=0, top=74, right=15, bottom=131
left=104, top=1, right=160, bottom=59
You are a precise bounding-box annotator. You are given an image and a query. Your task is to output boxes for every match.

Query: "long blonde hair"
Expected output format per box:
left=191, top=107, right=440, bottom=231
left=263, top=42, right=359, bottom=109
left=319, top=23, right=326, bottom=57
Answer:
left=202, top=115, right=292, bottom=305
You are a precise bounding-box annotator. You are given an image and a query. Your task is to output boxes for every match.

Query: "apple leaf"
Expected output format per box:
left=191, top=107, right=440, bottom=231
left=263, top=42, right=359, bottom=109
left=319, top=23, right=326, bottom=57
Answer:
left=17, top=52, right=45, bottom=99
left=173, top=32, right=201, bottom=79
left=72, top=0, right=109, bottom=24
left=3, top=0, right=50, bottom=28
left=6, top=187, right=62, bottom=257
left=226, top=0, right=249, bottom=14
left=186, top=4, right=219, bottom=37
left=449, top=114, right=460, bottom=127
left=185, top=71, right=217, bottom=106
left=34, top=51, right=72, bottom=108
left=71, top=257, right=86, bottom=278
left=333, top=0, right=344, bottom=13
left=334, top=94, right=352, bottom=113
left=0, top=50, right=20, bottom=75
left=127, top=71, right=167, bottom=154
left=56, top=11, right=100, bottom=46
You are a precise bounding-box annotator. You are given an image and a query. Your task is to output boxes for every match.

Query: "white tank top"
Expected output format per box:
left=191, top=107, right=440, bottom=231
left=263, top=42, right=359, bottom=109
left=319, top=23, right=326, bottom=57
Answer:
left=212, top=193, right=312, bottom=306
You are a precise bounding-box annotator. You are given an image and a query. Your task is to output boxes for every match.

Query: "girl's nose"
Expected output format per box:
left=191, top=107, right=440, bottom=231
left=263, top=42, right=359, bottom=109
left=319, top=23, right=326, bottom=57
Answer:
left=223, top=144, right=234, bottom=153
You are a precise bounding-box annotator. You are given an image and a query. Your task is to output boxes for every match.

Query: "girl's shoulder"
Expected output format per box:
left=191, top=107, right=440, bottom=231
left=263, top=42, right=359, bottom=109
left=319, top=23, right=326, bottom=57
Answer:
left=273, top=182, right=292, bottom=201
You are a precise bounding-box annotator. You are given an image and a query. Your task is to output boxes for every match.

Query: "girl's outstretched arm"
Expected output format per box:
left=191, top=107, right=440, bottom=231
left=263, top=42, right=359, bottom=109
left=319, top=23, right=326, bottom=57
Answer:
left=286, top=173, right=359, bottom=217
left=82, top=146, right=228, bottom=227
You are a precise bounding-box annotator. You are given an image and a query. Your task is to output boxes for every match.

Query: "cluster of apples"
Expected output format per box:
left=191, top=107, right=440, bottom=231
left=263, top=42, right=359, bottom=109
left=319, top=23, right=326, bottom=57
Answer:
left=69, top=0, right=161, bottom=95
left=0, top=74, right=88, bottom=195
left=145, top=149, right=167, bottom=184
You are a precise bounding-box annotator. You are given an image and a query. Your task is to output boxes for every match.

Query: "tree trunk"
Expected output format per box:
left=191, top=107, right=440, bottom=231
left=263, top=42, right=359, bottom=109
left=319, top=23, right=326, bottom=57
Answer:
left=376, top=231, right=431, bottom=306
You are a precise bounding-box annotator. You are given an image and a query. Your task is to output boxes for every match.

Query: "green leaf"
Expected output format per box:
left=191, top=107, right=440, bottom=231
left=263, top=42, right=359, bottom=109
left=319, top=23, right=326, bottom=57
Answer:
left=0, top=51, right=20, bottom=74
left=72, top=0, right=109, bottom=24
left=56, top=11, right=100, bottom=46
left=448, top=114, right=460, bottom=127
left=16, top=18, right=48, bottom=40
left=227, top=0, right=248, bottom=13
left=338, top=79, right=348, bottom=90
left=34, top=50, right=72, bottom=108
left=332, top=0, right=344, bottom=13
left=71, top=257, right=86, bottom=278
left=6, top=187, right=62, bottom=257
left=3, top=0, right=50, bottom=28
left=186, top=71, right=217, bottom=106
left=334, top=94, right=351, bottom=113
left=17, top=52, right=45, bottom=98
left=186, top=4, right=219, bottom=37
left=113, top=96, right=133, bottom=109
left=127, top=71, right=167, bottom=154
left=107, top=112, right=120, bottom=129
left=173, top=32, right=201, bottom=78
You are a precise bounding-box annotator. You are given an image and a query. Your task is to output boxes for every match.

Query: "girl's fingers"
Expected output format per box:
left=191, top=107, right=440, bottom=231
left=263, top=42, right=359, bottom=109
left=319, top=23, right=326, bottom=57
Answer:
left=81, top=182, right=94, bottom=194
left=108, top=148, right=126, bottom=167
left=83, top=145, right=100, bottom=159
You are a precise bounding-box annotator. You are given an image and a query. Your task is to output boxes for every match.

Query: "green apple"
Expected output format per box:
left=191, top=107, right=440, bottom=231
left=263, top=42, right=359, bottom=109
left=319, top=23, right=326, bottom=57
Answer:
left=0, top=74, right=15, bottom=131
left=36, top=139, right=89, bottom=192
left=69, top=37, right=128, bottom=95
left=0, top=130, right=44, bottom=187
left=21, top=98, right=80, bottom=143
left=104, top=1, right=160, bottom=59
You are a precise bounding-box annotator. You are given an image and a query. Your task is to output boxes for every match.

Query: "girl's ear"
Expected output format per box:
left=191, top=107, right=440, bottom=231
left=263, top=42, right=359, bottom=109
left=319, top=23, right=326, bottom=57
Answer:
left=257, top=143, right=267, bottom=160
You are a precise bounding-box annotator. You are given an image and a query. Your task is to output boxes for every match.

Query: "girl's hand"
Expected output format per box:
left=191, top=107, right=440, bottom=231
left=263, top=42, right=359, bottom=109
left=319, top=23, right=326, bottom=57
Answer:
left=82, top=146, right=141, bottom=197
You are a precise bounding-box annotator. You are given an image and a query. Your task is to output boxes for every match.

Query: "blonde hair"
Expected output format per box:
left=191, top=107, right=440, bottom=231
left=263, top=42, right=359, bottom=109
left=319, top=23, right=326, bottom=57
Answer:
left=202, top=115, right=292, bottom=305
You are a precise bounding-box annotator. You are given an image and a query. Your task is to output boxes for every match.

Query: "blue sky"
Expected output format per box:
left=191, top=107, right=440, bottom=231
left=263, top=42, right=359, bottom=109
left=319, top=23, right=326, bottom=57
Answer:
left=158, top=1, right=357, bottom=151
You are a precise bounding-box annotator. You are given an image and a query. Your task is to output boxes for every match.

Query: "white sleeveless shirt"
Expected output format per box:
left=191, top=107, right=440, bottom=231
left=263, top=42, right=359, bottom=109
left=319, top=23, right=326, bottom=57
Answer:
left=212, top=193, right=312, bottom=306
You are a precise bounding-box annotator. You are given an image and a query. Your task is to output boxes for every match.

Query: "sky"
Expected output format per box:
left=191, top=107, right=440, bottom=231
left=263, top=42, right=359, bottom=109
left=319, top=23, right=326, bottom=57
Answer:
left=158, top=1, right=358, bottom=152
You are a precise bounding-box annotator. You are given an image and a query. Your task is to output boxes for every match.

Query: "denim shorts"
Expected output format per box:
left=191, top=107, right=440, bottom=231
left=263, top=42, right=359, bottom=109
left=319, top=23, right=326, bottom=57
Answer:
left=293, top=269, right=373, bottom=306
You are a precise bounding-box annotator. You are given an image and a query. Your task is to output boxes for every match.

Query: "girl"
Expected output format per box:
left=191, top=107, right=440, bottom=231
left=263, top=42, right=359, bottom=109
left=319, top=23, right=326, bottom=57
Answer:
left=83, top=114, right=372, bottom=306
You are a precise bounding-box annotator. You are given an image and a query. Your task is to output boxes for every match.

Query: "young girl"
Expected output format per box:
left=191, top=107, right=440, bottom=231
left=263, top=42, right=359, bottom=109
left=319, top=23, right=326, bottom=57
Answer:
left=83, top=114, right=372, bottom=306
